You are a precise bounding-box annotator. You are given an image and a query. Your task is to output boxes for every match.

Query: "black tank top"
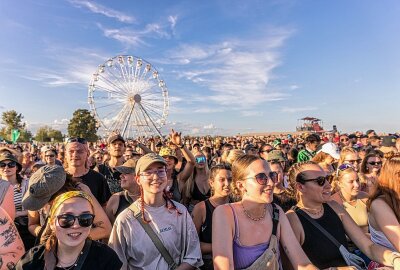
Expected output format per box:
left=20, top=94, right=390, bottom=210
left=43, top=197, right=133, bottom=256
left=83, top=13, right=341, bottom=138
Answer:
left=199, top=199, right=215, bottom=243
left=192, top=181, right=211, bottom=202
left=116, top=191, right=133, bottom=217
left=296, top=203, right=348, bottom=269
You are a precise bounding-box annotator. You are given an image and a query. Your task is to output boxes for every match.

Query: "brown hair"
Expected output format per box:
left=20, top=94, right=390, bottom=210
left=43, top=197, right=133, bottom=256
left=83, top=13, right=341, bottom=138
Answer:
left=360, top=151, right=382, bottom=174
left=287, top=161, right=318, bottom=200
left=231, top=154, right=259, bottom=199
left=209, top=163, right=231, bottom=196
left=226, top=149, right=245, bottom=165
left=312, top=151, right=330, bottom=163
left=367, top=153, right=400, bottom=223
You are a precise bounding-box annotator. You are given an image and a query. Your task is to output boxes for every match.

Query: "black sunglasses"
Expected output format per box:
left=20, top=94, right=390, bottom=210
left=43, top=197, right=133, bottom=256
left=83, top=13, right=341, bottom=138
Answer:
left=57, top=213, right=95, bottom=228
left=300, top=176, right=329, bottom=186
left=66, top=137, right=87, bottom=144
left=368, top=161, right=382, bottom=166
left=247, top=172, right=278, bottom=185
left=0, top=161, right=17, bottom=168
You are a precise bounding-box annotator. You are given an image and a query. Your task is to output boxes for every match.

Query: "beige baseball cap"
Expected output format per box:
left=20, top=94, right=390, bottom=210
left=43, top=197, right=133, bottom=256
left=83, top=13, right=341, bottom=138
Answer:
left=135, top=153, right=167, bottom=176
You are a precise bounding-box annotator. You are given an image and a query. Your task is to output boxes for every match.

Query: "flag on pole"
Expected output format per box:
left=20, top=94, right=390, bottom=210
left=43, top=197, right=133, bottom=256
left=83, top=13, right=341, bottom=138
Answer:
left=11, top=129, right=20, bottom=143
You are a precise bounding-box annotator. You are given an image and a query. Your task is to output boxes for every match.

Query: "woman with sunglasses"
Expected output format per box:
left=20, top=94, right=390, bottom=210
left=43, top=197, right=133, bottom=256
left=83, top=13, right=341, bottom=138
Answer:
left=213, top=155, right=318, bottom=270
left=367, top=153, right=400, bottom=269
left=338, top=147, right=362, bottom=173
left=192, top=164, right=232, bottom=270
left=16, top=191, right=122, bottom=269
left=182, top=151, right=210, bottom=212
left=0, top=152, right=35, bottom=247
left=360, top=151, right=383, bottom=195
left=286, top=161, right=400, bottom=269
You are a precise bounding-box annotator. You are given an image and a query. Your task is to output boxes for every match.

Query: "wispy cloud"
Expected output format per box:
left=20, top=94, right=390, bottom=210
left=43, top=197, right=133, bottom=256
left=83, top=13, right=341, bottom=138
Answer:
left=281, top=106, right=317, bottom=113
left=68, top=0, right=135, bottom=23
left=165, top=27, right=293, bottom=108
left=98, top=15, right=177, bottom=47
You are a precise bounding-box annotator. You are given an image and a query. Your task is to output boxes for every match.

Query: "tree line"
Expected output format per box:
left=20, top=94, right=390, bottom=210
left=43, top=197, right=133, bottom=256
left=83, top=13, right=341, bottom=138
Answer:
left=0, top=109, right=99, bottom=143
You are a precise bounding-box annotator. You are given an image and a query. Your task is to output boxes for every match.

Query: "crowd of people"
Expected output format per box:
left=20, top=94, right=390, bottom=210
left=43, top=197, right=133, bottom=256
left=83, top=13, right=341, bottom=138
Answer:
left=0, top=128, right=399, bottom=270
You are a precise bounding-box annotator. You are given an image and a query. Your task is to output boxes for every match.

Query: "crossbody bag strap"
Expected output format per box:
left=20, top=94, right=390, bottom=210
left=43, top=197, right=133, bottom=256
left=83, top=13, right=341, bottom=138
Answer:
left=292, top=206, right=341, bottom=248
left=271, top=203, right=279, bottom=236
left=128, top=203, right=177, bottom=270
left=74, top=239, right=92, bottom=270
left=124, top=190, right=134, bottom=204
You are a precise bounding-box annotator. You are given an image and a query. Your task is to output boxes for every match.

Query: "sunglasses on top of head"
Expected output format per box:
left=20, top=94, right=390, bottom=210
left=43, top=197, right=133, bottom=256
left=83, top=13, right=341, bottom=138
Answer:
left=57, top=213, right=95, bottom=229
left=246, top=172, right=278, bottom=185
left=0, top=161, right=17, bottom=168
left=299, top=175, right=329, bottom=186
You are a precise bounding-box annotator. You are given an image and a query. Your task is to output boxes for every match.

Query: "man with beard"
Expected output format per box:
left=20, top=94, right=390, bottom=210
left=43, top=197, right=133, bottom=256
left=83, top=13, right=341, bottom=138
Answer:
left=99, top=134, right=126, bottom=194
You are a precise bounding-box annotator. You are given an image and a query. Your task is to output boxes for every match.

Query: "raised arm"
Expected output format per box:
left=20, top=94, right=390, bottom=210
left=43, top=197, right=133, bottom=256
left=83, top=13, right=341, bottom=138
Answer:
left=169, top=130, right=195, bottom=183
left=329, top=201, right=400, bottom=269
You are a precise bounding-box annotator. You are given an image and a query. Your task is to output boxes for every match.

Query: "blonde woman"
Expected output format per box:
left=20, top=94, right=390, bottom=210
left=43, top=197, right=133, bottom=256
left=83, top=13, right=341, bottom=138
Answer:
left=16, top=191, right=121, bottom=269
left=213, top=155, right=318, bottom=270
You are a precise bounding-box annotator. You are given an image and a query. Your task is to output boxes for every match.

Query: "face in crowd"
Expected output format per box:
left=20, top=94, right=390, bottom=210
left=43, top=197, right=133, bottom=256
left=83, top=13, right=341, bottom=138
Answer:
left=110, top=140, right=125, bottom=158
left=296, top=163, right=331, bottom=203
left=136, top=162, right=168, bottom=195
left=66, top=142, right=89, bottom=168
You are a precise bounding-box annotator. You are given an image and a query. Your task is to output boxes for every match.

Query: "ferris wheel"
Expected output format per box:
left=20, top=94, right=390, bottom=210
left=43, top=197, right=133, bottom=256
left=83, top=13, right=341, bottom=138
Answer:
left=88, top=55, right=169, bottom=138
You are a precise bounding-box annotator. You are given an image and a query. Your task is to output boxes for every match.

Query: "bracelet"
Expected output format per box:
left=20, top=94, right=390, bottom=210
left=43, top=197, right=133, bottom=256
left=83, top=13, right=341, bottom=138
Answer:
left=391, top=252, right=400, bottom=266
left=177, top=144, right=184, bottom=149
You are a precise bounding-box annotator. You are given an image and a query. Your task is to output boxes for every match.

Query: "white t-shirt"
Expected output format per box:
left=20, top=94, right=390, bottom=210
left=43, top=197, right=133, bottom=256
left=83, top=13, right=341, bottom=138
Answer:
left=109, top=200, right=203, bottom=270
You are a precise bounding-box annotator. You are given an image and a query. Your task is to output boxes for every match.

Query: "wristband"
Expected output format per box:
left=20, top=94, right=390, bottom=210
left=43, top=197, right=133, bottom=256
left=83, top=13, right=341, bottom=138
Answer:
left=179, top=144, right=185, bottom=149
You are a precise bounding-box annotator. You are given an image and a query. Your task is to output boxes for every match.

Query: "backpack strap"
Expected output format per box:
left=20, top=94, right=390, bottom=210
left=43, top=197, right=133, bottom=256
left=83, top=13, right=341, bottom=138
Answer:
left=129, top=203, right=177, bottom=270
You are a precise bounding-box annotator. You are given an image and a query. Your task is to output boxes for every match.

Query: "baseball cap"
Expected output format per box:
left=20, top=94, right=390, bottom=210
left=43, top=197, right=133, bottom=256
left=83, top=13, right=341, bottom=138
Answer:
left=22, top=165, right=66, bottom=211
left=115, top=159, right=137, bottom=174
left=135, top=153, right=167, bottom=176
left=244, top=144, right=256, bottom=152
left=159, top=146, right=178, bottom=162
left=107, top=133, right=125, bottom=144
left=318, top=142, right=340, bottom=160
left=265, top=150, right=285, bottom=162
left=272, top=139, right=282, bottom=148
left=41, top=145, right=54, bottom=153
left=381, top=136, right=396, bottom=147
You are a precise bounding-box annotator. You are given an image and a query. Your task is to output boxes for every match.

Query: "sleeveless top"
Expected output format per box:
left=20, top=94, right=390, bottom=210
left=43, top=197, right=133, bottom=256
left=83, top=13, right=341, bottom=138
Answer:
left=229, top=204, right=275, bottom=269
left=200, top=199, right=215, bottom=244
left=343, top=199, right=368, bottom=227
left=295, top=203, right=348, bottom=269
left=192, top=181, right=211, bottom=202
left=116, top=191, right=134, bottom=217
left=369, top=221, right=396, bottom=251
left=169, top=170, right=182, bottom=203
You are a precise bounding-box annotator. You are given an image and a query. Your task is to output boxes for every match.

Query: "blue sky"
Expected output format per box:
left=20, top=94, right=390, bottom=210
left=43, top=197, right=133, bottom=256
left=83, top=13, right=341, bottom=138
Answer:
left=0, top=0, right=399, bottom=136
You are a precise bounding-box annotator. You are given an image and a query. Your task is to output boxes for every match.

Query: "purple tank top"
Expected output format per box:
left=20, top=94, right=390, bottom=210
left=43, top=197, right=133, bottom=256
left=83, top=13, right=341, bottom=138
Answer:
left=229, top=204, right=269, bottom=269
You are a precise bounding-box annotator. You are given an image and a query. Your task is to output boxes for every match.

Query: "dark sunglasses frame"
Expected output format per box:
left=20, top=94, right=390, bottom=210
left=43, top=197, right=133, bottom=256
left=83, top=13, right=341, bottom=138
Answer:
left=57, top=213, right=95, bottom=229
left=0, top=161, right=17, bottom=168
left=368, top=161, right=382, bottom=166
left=300, top=176, right=329, bottom=186
left=247, top=172, right=279, bottom=185
left=66, top=137, right=88, bottom=144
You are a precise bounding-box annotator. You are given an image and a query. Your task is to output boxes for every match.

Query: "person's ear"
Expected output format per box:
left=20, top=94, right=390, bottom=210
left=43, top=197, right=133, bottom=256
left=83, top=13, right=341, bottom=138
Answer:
left=236, top=180, right=246, bottom=193
left=296, top=182, right=304, bottom=193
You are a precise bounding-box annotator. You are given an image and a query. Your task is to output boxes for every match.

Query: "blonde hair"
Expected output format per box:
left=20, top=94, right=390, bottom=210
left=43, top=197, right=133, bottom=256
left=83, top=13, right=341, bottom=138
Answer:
left=330, top=165, right=357, bottom=193
left=338, top=147, right=358, bottom=167
left=226, top=149, right=245, bottom=165
left=231, top=155, right=259, bottom=200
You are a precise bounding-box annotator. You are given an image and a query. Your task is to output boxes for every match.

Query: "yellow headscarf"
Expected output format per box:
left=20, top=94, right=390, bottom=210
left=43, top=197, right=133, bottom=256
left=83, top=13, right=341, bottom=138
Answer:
left=49, top=191, right=93, bottom=220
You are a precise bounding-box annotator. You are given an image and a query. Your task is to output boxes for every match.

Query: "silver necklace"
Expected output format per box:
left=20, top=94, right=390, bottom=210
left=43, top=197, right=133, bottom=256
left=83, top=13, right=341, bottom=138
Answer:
left=241, top=202, right=267, bottom=221
left=57, top=251, right=83, bottom=270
